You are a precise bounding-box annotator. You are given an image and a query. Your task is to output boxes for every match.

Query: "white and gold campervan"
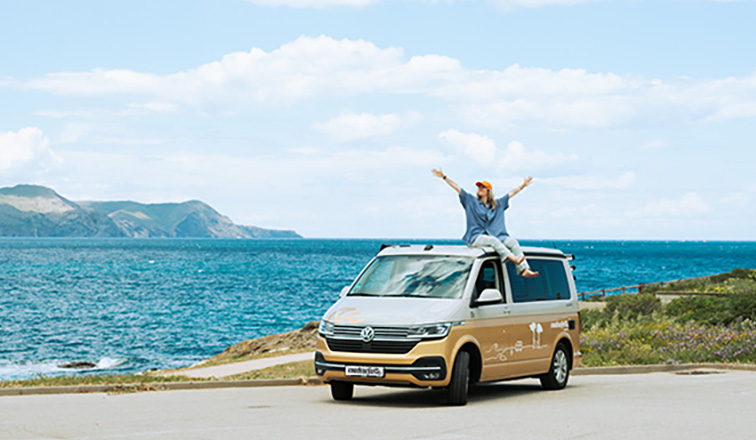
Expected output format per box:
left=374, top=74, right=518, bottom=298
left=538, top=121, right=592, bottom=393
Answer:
left=315, top=244, right=581, bottom=406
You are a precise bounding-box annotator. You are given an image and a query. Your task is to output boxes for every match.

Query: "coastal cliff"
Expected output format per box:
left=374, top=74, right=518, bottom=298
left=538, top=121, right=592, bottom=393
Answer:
left=0, top=184, right=301, bottom=238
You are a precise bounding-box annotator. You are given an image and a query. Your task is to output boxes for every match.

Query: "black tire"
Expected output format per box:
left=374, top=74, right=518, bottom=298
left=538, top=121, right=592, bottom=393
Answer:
left=330, top=381, right=354, bottom=400
left=447, top=351, right=470, bottom=406
left=540, top=343, right=570, bottom=390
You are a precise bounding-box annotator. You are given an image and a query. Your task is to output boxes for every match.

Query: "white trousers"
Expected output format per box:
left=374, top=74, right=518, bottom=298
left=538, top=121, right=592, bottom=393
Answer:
left=470, top=234, right=530, bottom=275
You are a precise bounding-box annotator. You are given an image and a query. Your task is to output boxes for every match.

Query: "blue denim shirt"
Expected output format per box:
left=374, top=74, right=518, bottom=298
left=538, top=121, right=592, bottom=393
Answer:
left=459, top=189, right=510, bottom=245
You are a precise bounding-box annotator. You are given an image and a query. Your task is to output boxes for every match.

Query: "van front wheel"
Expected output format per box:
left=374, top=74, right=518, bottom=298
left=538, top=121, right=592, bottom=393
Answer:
left=330, top=381, right=354, bottom=400
left=540, top=343, right=570, bottom=390
left=447, top=351, right=470, bottom=406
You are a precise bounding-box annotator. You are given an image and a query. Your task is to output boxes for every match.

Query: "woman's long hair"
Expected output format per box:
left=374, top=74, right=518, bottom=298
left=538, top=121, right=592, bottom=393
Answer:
left=479, top=188, right=496, bottom=210
left=487, top=190, right=497, bottom=210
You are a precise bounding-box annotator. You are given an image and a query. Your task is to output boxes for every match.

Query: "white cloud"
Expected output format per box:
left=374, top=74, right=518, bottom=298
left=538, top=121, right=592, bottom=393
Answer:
left=13, top=36, right=422, bottom=107
left=127, top=102, right=178, bottom=113
left=35, top=110, right=100, bottom=119
left=644, top=192, right=711, bottom=217
left=499, top=140, right=578, bottom=171
left=6, top=36, right=756, bottom=129
left=37, top=102, right=177, bottom=121
left=438, top=129, right=497, bottom=165
left=0, top=127, right=52, bottom=172
left=641, top=140, right=669, bottom=150
left=542, top=171, right=636, bottom=190
left=58, top=123, right=93, bottom=144
left=312, top=112, right=405, bottom=142
left=721, top=192, right=749, bottom=207
left=438, top=129, right=577, bottom=170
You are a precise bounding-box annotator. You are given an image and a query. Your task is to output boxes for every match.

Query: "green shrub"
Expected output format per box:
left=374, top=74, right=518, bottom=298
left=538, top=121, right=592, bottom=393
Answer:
left=664, top=290, right=756, bottom=325
left=579, top=309, right=607, bottom=330
left=604, top=293, right=661, bottom=320
left=728, top=290, right=756, bottom=322
left=664, top=295, right=731, bottom=325
left=647, top=268, right=756, bottom=294
left=710, top=267, right=756, bottom=284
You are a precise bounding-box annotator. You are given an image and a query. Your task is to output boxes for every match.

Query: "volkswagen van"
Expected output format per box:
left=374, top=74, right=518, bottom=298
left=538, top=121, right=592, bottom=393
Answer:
left=314, top=244, right=581, bottom=405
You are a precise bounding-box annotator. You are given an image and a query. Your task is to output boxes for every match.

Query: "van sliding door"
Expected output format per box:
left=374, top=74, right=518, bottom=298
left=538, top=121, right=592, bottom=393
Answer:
left=501, top=258, right=574, bottom=373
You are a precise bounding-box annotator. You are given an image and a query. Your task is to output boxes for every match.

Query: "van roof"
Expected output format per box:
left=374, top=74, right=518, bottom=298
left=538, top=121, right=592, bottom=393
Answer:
left=377, top=244, right=569, bottom=259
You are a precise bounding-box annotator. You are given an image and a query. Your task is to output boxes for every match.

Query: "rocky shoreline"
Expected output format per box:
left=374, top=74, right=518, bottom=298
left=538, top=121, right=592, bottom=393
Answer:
left=192, top=321, right=319, bottom=367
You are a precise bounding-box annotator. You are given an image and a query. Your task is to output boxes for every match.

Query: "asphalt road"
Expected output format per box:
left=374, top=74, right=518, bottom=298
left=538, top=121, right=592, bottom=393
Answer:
left=2, top=370, right=755, bottom=440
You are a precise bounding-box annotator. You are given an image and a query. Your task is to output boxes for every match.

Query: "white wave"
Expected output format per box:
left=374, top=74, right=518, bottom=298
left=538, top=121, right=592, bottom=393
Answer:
left=0, top=357, right=129, bottom=381
left=94, top=357, right=126, bottom=370
left=0, top=360, right=64, bottom=381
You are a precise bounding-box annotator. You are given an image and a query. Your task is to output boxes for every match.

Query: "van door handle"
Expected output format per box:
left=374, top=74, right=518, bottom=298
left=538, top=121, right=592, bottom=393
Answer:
left=502, top=307, right=511, bottom=315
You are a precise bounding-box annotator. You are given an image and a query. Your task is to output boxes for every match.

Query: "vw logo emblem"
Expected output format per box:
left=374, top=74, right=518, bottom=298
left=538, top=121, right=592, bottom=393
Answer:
left=360, top=326, right=375, bottom=343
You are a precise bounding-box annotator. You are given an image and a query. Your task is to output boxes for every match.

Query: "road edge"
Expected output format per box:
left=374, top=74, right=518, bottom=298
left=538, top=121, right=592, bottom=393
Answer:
left=3, top=363, right=756, bottom=396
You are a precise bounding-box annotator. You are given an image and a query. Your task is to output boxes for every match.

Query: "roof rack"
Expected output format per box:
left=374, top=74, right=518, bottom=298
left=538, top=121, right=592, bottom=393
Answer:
left=379, top=243, right=411, bottom=251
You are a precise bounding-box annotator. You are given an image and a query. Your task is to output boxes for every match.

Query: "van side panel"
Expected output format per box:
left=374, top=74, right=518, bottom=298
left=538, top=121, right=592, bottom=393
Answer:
left=475, top=311, right=578, bottom=381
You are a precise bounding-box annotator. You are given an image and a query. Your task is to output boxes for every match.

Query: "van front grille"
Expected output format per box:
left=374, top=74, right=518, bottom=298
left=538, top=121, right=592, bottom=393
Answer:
left=332, top=325, right=410, bottom=339
left=326, top=338, right=419, bottom=354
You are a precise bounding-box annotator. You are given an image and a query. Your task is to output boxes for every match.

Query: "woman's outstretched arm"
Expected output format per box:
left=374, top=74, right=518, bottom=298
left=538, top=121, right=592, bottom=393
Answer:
left=508, top=176, right=533, bottom=198
left=432, top=168, right=461, bottom=195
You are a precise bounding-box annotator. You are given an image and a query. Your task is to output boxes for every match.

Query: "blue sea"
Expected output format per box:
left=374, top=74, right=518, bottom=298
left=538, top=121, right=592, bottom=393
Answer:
left=2, top=238, right=756, bottom=381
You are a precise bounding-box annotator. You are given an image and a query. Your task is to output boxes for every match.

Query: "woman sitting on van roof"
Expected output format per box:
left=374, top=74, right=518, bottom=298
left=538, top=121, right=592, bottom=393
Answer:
left=432, top=168, right=539, bottom=278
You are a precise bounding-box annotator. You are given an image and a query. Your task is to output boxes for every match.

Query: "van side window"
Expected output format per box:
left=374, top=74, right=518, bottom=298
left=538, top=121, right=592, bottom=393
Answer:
left=506, top=259, right=570, bottom=303
left=473, top=260, right=503, bottom=303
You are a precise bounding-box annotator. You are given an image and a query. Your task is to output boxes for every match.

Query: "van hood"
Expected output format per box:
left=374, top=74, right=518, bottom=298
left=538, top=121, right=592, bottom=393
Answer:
left=322, top=296, right=465, bottom=326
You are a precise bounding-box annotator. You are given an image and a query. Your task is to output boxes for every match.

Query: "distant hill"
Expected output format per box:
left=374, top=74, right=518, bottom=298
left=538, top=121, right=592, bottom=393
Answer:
left=0, top=184, right=302, bottom=238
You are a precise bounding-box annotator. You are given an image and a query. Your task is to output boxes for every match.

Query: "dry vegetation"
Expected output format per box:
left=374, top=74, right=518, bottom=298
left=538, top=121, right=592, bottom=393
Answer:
left=190, top=321, right=319, bottom=369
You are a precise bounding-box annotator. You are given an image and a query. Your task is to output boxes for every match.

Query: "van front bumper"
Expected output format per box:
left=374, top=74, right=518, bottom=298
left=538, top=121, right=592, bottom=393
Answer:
left=315, top=351, right=447, bottom=384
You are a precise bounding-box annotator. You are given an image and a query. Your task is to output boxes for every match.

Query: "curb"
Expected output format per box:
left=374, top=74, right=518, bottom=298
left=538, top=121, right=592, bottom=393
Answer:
left=572, top=363, right=756, bottom=376
left=3, top=363, right=755, bottom=396
left=0, top=377, right=325, bottom=397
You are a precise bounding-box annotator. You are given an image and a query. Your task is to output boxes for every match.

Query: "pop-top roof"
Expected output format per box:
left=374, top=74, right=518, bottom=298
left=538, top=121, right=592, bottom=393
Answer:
left=377, top=244, right=568, bottom=259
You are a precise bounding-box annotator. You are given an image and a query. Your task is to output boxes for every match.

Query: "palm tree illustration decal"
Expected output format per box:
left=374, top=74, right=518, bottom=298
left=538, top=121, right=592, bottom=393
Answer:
left=529, top=322, right=544, bottom=347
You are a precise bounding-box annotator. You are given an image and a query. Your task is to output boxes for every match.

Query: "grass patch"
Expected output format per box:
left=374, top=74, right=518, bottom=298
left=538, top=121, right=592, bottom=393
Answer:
left=225, top=360, right=314, bottom=381
left=0, top=373, right=206, bottom=389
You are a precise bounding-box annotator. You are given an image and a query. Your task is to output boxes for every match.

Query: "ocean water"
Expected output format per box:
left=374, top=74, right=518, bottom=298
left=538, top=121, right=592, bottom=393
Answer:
left=2, top=238, right=755, bottom=380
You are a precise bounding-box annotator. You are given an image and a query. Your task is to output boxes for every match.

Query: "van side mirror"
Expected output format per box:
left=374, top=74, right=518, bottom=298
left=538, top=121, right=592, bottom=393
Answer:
left=339, top=286, right=350, bottom=298
left=476, top=288, right=503, bottom=305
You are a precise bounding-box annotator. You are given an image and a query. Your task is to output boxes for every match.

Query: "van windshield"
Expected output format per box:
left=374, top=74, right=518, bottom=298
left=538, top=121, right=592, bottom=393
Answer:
left=348, top=255, right=472, bottom=299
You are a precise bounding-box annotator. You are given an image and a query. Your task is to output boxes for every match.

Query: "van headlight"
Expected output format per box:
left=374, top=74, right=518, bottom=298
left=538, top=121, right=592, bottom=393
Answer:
left=407, top=323, right=452, bottom=340
left=318, top=320, right=334, bottom=337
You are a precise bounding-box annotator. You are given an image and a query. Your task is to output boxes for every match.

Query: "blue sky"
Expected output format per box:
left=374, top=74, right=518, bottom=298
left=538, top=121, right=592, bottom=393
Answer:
left=1, top=0, right=755, bottom=239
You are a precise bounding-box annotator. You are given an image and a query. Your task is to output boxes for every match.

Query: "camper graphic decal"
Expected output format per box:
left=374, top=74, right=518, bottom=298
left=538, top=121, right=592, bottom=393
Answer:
left=484, top=321, right=548, bottom=364
left=326, top=307, right=365, bottom=324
